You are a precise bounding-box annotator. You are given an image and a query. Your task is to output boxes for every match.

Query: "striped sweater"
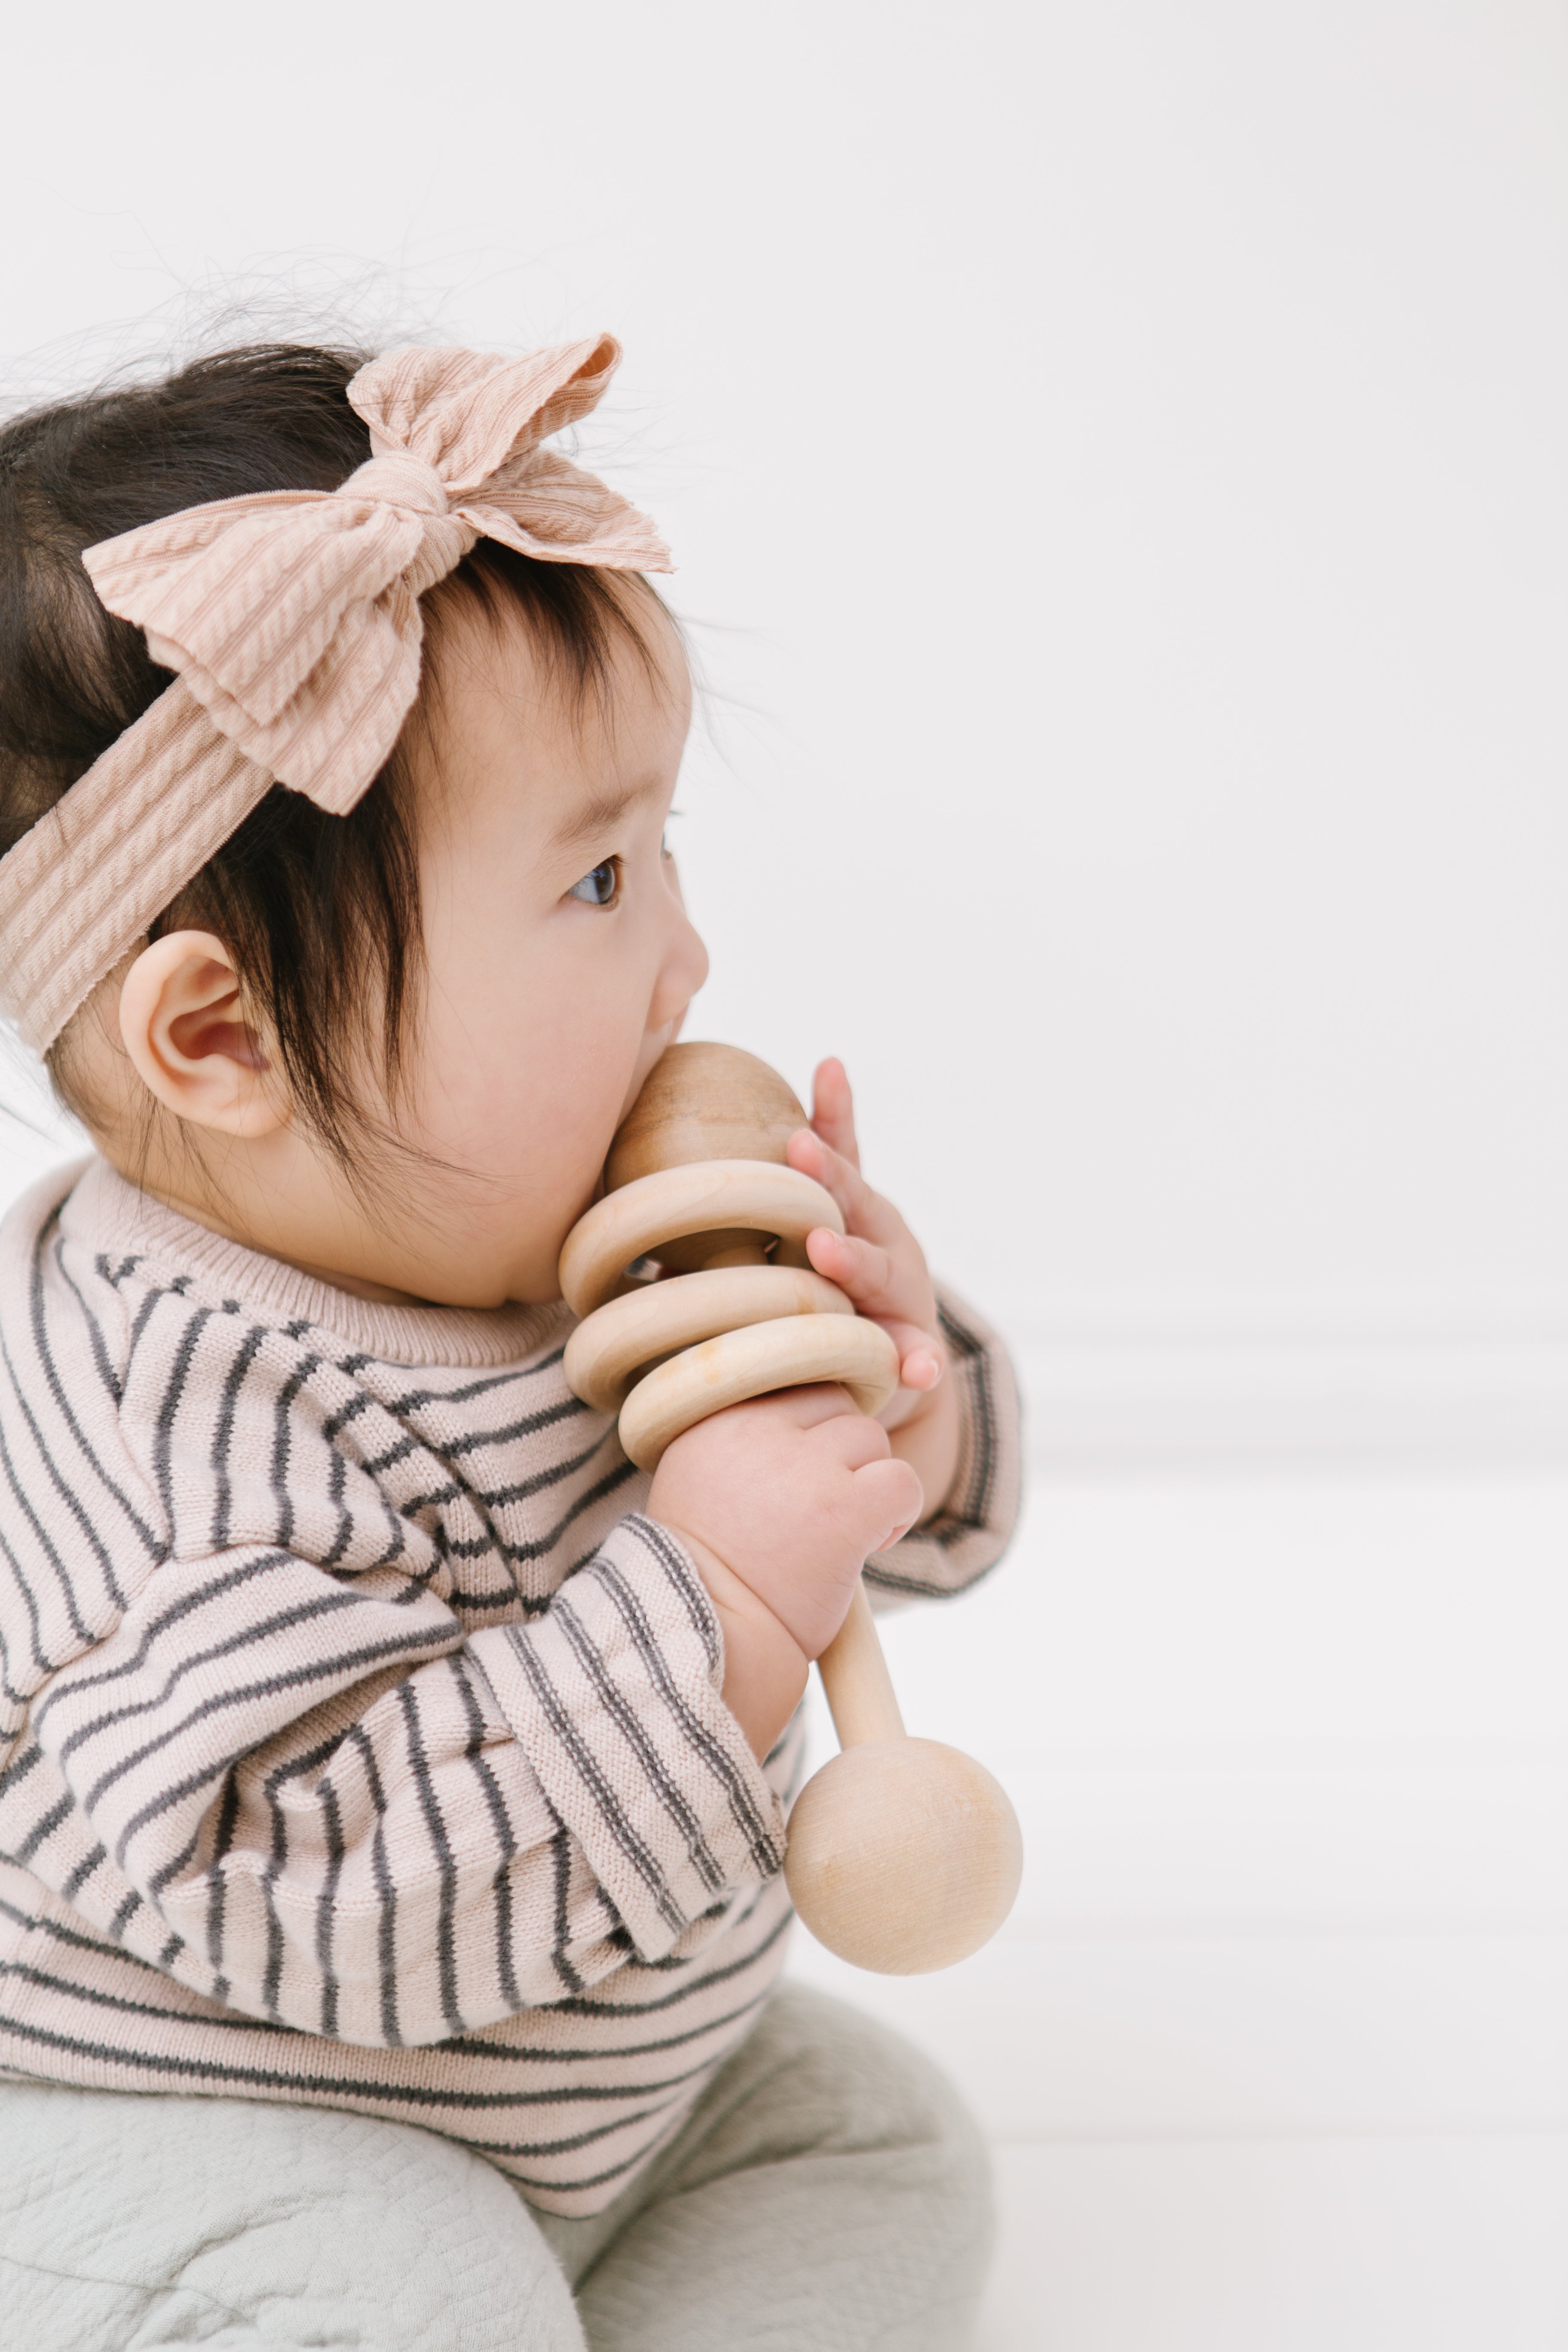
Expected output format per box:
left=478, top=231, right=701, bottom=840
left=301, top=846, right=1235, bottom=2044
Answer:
left=0, top=1158, right=1020, bottom=2214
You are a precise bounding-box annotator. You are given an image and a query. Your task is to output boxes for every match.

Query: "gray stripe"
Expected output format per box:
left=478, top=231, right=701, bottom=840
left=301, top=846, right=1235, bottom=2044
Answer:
left=500, top=1624, right=686, bottom=1938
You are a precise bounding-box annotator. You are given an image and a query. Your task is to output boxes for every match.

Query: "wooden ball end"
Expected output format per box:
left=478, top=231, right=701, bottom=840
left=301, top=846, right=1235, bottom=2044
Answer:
left=783, top=1738, right=1023, bottom=1975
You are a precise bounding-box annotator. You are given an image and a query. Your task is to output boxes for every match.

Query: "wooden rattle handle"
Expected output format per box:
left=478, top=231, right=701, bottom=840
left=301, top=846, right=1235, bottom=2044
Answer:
left=816, top=1580, right=904, bottom=1748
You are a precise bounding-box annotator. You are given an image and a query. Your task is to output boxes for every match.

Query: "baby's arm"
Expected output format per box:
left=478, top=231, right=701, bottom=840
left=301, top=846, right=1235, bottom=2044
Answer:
left=17, top=1517, right=790, bottom=2047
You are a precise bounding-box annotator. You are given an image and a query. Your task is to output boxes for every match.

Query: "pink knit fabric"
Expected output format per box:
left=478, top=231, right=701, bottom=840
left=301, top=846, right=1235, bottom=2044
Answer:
left=0, top=336, right=670, bottom=1053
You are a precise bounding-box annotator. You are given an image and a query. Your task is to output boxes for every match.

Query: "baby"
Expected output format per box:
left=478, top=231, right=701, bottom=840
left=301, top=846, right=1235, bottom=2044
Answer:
left=0, top=336, right=1020, bottom=2351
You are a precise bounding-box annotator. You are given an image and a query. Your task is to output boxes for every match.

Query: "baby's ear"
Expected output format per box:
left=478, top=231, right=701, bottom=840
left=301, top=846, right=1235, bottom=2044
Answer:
left=117, top=931, right=285, bottom=1139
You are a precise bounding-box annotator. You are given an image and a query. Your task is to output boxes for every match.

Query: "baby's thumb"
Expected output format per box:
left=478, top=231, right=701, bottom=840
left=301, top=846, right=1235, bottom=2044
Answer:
left=851, top=1456, right=925, bottom=1556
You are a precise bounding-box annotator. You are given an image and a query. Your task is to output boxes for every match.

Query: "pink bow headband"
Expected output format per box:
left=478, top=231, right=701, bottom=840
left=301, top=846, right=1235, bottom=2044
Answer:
left=0, top=336, right=670, bottom=1051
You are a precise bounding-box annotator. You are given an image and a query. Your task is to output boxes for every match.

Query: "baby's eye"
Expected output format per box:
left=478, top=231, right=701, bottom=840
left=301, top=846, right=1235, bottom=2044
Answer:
left=568, top=858, right=621, bottom=908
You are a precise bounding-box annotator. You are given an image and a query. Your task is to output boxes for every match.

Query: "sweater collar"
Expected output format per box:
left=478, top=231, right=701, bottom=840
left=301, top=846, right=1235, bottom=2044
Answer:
left=58, top=1157, right=569, bottom=1369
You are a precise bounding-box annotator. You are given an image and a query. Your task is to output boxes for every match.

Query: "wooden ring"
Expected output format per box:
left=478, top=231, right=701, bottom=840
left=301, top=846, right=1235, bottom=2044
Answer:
left=564, top=1265, right=854, bottom=1412
left=558, top=1162, right=844, bottom=1318
left=616, top=1313, right=901, bottom=1471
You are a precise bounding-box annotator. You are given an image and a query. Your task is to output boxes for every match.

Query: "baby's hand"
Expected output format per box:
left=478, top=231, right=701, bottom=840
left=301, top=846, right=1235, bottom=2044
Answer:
left=786, top=1060, right=962, bottom=1500
left=648, top=1384, right=923, bottom=1757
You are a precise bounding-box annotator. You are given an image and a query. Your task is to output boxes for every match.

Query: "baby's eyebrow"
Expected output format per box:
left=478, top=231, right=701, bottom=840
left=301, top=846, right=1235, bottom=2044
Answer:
left=550, top=778, right=659, bottom=854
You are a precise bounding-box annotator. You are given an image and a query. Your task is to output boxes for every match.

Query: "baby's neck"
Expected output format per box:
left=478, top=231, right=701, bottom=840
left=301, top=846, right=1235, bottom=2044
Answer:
left=123, top=1167, right=435, bottom=1307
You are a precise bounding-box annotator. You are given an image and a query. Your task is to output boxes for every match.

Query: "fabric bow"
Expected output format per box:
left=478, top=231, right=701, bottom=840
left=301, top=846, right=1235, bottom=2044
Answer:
left=82, top=337, right=670, bottom=816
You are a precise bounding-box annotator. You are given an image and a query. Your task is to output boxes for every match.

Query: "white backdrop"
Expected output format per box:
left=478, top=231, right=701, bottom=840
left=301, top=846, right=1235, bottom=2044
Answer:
left=5, top=0, right=1567, bottom=1448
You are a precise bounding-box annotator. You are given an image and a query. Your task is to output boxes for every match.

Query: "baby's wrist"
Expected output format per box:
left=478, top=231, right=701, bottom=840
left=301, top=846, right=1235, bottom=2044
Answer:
left=655, top=1519, right=810, bottom=1761
left=887, top=1371, right=962, bottom=1522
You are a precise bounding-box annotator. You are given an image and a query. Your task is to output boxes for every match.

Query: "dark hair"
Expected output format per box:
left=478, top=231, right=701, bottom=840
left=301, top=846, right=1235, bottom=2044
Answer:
left=0, top=342, right=667, bottom=1177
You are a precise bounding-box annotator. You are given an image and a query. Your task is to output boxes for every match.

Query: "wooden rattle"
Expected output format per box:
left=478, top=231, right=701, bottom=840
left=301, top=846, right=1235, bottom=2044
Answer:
left=558, top=1042, right=1023, bottom=1975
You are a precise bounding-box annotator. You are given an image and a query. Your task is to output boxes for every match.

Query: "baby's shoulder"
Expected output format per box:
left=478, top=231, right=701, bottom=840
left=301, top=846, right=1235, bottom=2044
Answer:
left=0, top=1156, right=141, bottom=1430
left=0, top=1161, right=168, bottom=1752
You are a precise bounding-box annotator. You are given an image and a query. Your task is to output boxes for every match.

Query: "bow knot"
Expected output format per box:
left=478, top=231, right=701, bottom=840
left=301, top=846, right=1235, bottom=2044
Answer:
left=80, top=335, right=670, bottom=817
left=340, top=448, right=450, bottom=518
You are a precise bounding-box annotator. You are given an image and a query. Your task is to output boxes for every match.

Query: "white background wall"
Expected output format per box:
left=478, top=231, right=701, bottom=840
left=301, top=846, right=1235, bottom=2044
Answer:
left=4, top=0, right=1567, bottom=1443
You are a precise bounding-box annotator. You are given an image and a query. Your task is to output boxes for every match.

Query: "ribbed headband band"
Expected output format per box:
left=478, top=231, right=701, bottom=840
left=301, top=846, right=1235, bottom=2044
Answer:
left=0, top=335, right=671, bottom=1051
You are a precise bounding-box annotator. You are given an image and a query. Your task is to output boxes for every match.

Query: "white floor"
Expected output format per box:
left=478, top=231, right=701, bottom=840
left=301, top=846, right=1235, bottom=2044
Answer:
left=785, top=1470, right=1568, bottom=2350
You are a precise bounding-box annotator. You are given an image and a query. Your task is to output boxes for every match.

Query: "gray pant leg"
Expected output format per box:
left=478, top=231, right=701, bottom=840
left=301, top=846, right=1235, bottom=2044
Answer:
left=0, top=2082, right=584, bottom=2352
left=539, top=1984, right=994, bottom=2352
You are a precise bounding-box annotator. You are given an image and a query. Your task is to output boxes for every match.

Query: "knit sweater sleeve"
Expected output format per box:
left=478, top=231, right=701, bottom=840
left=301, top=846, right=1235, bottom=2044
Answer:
left=12, top=1514, right=783, bottom=2050
left=864, top=1282, right=1023, bottom=1602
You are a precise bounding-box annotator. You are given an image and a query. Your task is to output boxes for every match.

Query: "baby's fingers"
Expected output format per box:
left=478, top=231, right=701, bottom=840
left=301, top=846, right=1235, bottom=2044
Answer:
left=803, top=1226, right=937, bottom=1359
left=787, top=1125, right=900, bottom=1248
left=809, top=1058, right=861, bottom=1170
left=847, top=1454, right=925, bottom=1556
left=805, top=1223, right=896, bottom=1310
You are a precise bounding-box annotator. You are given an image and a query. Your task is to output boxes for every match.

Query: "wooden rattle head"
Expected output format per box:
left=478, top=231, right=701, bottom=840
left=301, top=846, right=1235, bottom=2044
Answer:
left=605, top=1044, right=809, bottom=1276
left=606, top=1041, right=807, bottom=1188
left=558, top=1043, right=897, bottom=1460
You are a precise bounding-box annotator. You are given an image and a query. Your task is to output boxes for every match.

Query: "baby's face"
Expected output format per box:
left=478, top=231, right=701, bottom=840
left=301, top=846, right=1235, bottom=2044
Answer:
left=380, top=594, right=706, bottom=1303
left=92, top=587, right=705, bottom=1308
